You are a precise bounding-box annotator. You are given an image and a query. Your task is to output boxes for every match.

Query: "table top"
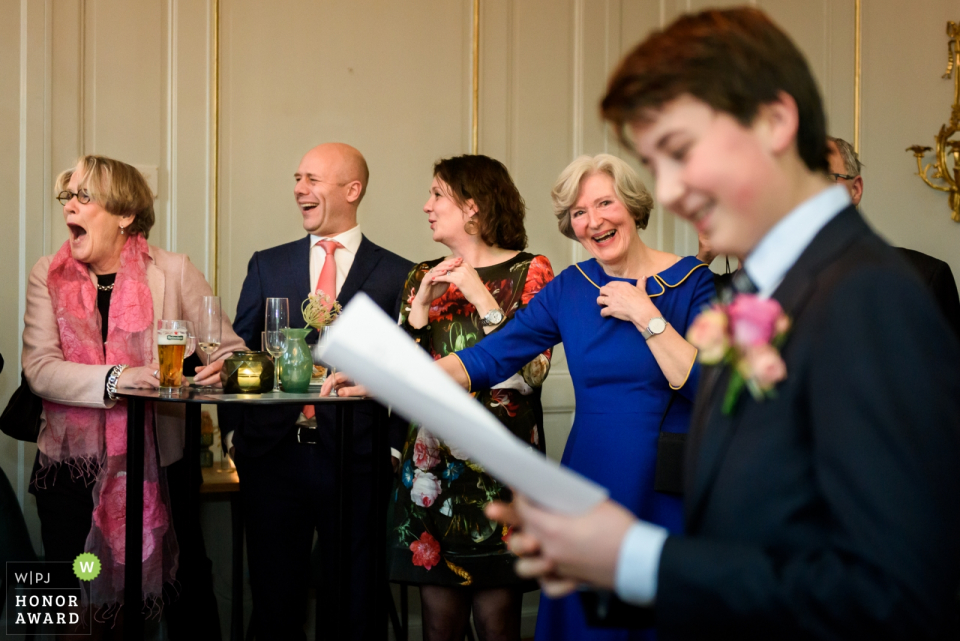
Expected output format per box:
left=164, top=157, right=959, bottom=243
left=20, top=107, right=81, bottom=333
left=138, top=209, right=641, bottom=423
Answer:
left=116, top=387, right=367, bottom=405
left=200, top=465, right=240, bottom=494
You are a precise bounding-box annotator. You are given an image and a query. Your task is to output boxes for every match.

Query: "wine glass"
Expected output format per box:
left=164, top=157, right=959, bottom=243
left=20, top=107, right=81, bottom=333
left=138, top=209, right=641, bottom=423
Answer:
left=317, top=325, right=338, bottom=396
left=181, top=321, right=197, bottom=376
left=197, top=296, right=222, bottom=388
left=264, top=298, right=289, bottom=392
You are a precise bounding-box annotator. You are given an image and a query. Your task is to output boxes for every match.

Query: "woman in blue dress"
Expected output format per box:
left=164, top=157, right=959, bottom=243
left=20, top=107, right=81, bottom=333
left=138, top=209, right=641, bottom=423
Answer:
left=437, top=154, right=715, bottom=640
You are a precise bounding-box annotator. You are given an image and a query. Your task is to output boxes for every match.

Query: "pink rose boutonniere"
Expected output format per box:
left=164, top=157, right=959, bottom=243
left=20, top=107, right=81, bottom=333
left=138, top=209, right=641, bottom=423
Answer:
left=687, top=293, right=790, bottom=415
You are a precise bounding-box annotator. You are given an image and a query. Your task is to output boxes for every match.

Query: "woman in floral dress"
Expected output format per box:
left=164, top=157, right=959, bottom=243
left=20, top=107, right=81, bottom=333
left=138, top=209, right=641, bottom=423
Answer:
left=387, top=155, right=554, bottom=641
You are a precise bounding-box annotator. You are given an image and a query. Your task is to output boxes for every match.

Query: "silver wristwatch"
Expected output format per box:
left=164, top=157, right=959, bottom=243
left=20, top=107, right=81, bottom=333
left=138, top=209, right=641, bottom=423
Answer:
left=479, top=308, right=505, bottom=327
left=640, top=317, right=668, bottom=340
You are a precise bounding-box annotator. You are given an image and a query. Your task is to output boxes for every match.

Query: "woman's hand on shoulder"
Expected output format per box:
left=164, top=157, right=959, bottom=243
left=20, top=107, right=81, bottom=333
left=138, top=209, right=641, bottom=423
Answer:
left=597, top=278, right=659, bottom=328
left=117, top=362, right=160, bottom=389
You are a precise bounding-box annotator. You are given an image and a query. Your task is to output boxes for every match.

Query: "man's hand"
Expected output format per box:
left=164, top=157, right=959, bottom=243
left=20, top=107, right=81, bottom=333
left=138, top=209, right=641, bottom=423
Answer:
left=319, top=371, right=370, bottom=397
left=486, top=495, right=637, bottom=595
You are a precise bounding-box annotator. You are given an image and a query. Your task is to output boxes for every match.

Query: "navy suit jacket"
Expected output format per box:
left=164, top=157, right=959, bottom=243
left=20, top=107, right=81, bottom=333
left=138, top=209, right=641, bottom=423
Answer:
left=228, top=234, right=413, bottom=459
left=897, top=247, right=960, bottom=342
left=585, top=207, right=960, bottom=639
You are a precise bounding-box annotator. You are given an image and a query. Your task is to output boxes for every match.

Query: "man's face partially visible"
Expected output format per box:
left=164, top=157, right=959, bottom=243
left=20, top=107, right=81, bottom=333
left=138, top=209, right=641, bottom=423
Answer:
left=294, top=148, right=352, bottom=236
left=630, top=95, right=782, bottom=259
left=826, top=140, right=863, bottom=206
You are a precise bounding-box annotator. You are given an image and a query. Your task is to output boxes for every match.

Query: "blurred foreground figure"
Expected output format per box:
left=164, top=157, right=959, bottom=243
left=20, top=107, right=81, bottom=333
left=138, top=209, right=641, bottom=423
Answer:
left=489, top=8, right=960, bottom=641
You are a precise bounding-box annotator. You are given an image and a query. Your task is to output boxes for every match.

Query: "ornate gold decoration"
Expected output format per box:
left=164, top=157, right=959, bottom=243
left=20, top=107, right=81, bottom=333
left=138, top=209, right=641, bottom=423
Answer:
left=212, top=0, right=221, bottom=293
left=854, top=0, right=861, bottom=153
left=472, top=0, right=480, bottom=154
left=906, top=21, right=960, bottom=223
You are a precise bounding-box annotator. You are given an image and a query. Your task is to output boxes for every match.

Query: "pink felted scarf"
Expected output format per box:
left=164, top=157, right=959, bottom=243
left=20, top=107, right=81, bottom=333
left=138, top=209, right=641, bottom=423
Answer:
left=40, top=233, right=177, bottom=615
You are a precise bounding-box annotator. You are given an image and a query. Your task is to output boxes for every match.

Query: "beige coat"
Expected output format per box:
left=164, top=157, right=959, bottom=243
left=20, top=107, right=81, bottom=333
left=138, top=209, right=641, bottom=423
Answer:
left=22, top=244, right=246, bottom=466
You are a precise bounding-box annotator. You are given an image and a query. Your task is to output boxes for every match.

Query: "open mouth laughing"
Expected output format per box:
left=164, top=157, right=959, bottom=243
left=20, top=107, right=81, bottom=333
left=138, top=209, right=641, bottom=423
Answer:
left=67, top=223, right=87, bottom=242
left=592, top=230, right=617, bottom=245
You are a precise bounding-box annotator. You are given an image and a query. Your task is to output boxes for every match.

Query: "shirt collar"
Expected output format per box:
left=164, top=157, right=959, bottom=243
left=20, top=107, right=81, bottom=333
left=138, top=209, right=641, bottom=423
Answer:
left=310, top=225, right=362, bottom=255
left=744, top=185, right=850, bottom=298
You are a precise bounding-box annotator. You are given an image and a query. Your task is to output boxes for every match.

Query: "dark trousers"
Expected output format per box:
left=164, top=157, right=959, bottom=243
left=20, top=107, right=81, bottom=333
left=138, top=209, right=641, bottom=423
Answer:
left=32, top=453, right=222, bottom=640
left=234, top=431, right=383, bottom=641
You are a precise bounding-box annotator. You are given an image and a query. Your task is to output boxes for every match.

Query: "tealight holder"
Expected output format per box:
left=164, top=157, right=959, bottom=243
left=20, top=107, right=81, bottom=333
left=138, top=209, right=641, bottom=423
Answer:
left=220, top=350, right=275, bottom=394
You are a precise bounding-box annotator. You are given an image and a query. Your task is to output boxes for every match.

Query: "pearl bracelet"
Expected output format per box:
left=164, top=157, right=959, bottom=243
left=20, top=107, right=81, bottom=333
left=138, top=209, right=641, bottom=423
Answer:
left=106, top=364, right=128, bottom=401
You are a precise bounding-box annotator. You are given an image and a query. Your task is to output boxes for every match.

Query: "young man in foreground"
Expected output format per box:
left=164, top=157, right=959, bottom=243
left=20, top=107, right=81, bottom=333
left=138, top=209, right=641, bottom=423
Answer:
left=489, top=8, right=960, bottom=640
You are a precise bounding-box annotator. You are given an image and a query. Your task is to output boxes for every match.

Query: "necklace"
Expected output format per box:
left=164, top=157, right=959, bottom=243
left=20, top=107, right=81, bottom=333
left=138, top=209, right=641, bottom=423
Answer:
left=96, top=282, right=114, bottom=292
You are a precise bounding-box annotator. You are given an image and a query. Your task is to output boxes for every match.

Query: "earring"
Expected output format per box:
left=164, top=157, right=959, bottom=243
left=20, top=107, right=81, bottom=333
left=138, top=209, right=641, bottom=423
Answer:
left=119, top=225, right=125, bottom=235
left=463, top=217, right=479, bottom=235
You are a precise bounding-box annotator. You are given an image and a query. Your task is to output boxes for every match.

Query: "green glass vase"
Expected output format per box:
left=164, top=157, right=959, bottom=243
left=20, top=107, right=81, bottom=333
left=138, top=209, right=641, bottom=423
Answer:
left=278, top=327, right=313, bottom=393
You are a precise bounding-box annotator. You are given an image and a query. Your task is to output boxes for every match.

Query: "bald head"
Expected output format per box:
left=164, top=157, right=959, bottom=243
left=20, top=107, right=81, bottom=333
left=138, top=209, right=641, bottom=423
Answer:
left=294, top=143, right=370, bottom=236
left=303, top=143, right=369, bottom=201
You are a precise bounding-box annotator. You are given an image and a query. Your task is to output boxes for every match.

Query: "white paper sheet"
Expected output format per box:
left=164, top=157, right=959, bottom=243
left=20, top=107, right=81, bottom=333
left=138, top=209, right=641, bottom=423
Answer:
left=317, top=293, right=608, bottom=514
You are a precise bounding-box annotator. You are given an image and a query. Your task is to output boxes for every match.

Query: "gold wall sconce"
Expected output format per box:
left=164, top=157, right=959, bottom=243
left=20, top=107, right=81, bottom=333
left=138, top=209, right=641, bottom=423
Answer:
left=907, top=21, right=960, bottom=222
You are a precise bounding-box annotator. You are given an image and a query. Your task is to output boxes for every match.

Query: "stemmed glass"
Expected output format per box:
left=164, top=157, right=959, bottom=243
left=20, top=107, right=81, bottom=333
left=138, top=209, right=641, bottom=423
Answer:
left=182, top=320, right=197, bottom=367
left=198, top=296, right=222, bottom=388
left=317, top=325, right=338, bottom=396
left=264, top=298, right=289, bottom=392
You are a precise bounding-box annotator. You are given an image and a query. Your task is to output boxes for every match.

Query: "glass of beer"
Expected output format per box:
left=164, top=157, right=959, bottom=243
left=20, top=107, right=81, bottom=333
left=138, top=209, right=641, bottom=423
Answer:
left=157, top=320, right=189, bottom=391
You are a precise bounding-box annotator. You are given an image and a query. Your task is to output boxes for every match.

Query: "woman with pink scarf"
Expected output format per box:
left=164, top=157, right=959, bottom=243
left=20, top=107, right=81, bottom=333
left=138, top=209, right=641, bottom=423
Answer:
left=21, top=155, right=244, bottom=636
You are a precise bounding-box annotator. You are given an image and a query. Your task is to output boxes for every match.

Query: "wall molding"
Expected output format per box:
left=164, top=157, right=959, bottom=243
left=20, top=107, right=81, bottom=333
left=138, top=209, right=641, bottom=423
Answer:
left=166, top=0, right=178, bottom=253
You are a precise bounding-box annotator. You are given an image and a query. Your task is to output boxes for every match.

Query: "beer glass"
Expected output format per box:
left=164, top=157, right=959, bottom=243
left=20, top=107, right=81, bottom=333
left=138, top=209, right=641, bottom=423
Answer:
left=157, top=320, right=189, bottom=391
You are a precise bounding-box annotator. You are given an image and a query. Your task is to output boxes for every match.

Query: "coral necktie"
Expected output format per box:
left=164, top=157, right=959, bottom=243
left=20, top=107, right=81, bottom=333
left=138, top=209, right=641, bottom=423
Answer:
left=315, top=239, right=343, bottom=301
left=304, top=239, right=343, bottom=420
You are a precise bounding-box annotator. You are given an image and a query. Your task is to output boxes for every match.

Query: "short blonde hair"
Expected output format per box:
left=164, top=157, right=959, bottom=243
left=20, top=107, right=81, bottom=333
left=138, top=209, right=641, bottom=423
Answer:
left=56, top=155, right=156, bottom=238
left=551, top=154, right=653, bottom=240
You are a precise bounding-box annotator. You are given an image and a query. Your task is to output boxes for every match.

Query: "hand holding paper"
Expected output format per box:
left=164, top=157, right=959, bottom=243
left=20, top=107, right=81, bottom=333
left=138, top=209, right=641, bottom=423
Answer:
left=317, top=293, right=607, bottom=515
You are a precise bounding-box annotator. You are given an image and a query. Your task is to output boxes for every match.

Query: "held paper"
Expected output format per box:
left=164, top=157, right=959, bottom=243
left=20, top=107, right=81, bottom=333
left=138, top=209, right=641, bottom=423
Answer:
left=317, top=293, right=607, bottom=514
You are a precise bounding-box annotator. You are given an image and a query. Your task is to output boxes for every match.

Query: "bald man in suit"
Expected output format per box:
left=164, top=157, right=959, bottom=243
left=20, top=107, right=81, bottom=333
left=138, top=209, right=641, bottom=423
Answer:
left=229, top=143, right=412, bottom=640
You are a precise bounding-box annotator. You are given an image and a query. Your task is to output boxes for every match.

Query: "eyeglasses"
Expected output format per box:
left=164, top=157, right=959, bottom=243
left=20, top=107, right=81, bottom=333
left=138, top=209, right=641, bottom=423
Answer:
left=829, top=173, right=856, bottom=182
left=56, top=190, right=92, bottom=205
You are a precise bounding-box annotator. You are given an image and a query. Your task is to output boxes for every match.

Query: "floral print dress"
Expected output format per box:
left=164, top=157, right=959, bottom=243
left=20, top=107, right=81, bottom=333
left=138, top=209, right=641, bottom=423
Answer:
left=386, top=252, right=554, bottom=588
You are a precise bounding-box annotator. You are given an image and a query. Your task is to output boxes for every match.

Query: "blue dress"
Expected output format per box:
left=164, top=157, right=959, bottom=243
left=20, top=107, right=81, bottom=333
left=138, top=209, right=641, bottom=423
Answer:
left=456, top=255, right=715, bottom=641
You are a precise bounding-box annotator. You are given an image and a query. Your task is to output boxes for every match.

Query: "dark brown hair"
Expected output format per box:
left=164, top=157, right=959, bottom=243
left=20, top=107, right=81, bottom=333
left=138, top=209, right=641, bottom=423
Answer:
left=433, top=155, right=528, bottom=251
left=601, top=7, right=829, bottom=173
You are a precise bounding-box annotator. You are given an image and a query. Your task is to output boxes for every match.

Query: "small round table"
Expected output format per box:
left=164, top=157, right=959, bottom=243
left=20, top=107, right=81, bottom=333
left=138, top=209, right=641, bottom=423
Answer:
left=116, top=388, right=389, bottom=641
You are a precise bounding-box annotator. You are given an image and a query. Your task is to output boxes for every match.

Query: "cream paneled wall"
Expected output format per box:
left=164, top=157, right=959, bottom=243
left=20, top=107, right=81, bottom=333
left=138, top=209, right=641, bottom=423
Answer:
left=3, top=0, right=959, bottom=579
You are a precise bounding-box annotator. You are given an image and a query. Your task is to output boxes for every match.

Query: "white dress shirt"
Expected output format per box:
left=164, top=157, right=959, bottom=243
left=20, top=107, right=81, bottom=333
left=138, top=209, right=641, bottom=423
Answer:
left=614, top=184, right=851, bottom=606
left=309, top=225, right=363, bottom=298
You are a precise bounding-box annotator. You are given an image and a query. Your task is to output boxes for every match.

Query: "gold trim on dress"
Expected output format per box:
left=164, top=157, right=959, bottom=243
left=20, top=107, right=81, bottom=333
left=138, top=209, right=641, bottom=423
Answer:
left=575, top=261, right=708, bottom=300
left=452, top=353, right=472, bottom=393
left=669, top=349, right=698, bottom=391
left=574, top=264, right=600, bottom=289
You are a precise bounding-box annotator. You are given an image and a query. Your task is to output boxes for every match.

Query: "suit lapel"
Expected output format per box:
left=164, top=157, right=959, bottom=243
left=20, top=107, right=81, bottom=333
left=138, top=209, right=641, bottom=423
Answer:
left=685, top=206, right=868, bottom=529
left=289, top=236, right=313, bottom=325
left=685, top=366, right=740, bottom=528
left=338, top=235, right=383, bottom=306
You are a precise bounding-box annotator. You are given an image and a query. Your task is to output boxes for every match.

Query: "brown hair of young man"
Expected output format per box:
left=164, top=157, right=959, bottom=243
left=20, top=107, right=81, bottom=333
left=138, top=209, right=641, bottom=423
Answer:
left=433, top=154, right=529, bottom=251
left=601, top=7, right=829, bottom=173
